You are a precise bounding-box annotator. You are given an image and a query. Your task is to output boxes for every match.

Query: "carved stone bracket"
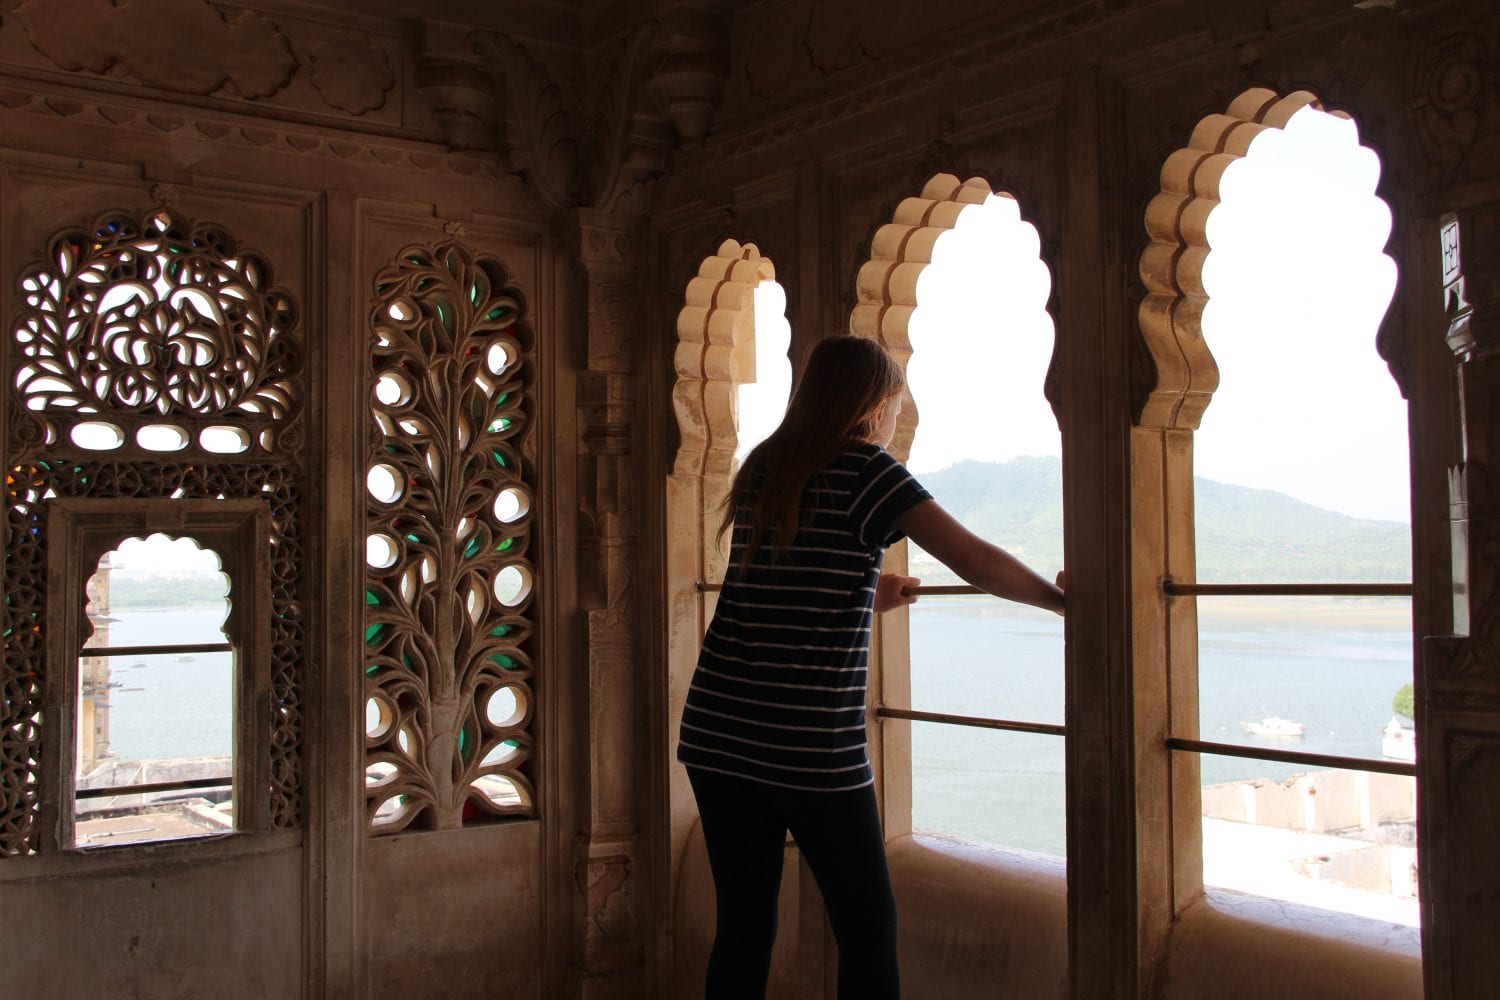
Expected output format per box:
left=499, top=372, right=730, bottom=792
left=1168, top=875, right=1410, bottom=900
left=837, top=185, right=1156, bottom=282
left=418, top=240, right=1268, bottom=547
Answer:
left=420, top=4, right=731, bottom=216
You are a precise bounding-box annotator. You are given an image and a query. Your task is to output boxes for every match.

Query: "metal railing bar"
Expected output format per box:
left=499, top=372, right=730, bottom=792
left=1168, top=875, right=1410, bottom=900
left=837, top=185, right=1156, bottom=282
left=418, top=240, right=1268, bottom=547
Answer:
left=696, top=581, right=983, bottom=596
left=75, top=775, right=233, bottom=800
left=1163, top=582, right=1411, bottom=597
left=1167, top=737, right=1416, bottom=777
left=80, top=642, right=234, bottom=658
left=877, top=706, right=1065, bottom=737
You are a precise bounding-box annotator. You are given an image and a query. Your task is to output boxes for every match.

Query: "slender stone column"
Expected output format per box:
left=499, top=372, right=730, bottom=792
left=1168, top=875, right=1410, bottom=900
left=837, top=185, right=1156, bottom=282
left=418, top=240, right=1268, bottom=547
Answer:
left=571, top=208, right=647, bottom=997
left=1422, top=207, right=1500, bottom=999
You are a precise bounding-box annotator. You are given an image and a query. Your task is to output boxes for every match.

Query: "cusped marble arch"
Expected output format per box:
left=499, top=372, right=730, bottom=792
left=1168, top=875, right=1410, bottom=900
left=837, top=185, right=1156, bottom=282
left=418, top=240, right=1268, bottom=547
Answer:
left=672, top=238, right=776, bottom=479
left=1136, top=87, right=1368, bottom=431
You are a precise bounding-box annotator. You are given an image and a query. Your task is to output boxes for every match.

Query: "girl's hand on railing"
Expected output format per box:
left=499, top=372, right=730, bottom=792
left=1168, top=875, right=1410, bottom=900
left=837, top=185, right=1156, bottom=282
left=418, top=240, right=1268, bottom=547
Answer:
left=876, top=573, right=921, bottom=613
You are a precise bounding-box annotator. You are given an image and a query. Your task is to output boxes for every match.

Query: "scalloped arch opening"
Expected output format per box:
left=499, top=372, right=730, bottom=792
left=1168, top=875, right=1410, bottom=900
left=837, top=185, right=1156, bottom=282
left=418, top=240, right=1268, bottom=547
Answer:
left=671, top=238, right=781, bottom=480
left=849, top=173, right=1060, bottom=464
left=1135, top=87, right=1400, bottom=431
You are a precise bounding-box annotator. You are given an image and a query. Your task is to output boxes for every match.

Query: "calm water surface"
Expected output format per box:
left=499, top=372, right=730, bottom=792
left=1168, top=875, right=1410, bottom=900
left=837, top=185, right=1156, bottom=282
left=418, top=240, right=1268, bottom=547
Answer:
left=908, top=597, right=1413, bottom=857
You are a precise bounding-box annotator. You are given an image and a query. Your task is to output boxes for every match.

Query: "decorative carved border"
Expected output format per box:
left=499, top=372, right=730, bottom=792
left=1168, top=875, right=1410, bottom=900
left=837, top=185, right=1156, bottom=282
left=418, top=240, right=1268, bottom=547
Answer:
left=0, top=84, right=511, bottom=183
left=695, top=0, right=1156, bottom=173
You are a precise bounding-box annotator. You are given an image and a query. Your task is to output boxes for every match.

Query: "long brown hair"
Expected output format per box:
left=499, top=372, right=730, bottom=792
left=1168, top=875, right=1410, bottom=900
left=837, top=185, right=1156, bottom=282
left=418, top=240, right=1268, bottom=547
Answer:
left=722, top=335, right=905, bottom=569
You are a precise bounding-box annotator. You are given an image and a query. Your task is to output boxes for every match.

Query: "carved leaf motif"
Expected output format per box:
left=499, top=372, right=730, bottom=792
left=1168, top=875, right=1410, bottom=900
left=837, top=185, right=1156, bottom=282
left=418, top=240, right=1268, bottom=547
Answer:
left=364, top=241, right=537, bottom=834
left=1411, top=20, right=1496, bottom=187
left=308, top=30, right=396, bottom=115
left=16, top=0, right=297, bottom=100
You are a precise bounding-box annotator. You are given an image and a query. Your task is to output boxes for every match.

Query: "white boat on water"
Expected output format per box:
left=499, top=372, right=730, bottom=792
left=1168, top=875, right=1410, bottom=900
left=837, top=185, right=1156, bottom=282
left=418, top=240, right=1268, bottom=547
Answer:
left=1240, top=716, right=1306, bottom=738
left=1382, top=716, right=1416, bottom=762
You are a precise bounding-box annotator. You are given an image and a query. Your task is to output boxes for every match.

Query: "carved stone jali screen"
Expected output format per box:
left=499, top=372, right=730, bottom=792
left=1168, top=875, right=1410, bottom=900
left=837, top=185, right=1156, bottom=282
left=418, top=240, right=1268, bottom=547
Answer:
left=1, top=209, right=306, bottom=855
left=363, top=241, right=537, bottom=834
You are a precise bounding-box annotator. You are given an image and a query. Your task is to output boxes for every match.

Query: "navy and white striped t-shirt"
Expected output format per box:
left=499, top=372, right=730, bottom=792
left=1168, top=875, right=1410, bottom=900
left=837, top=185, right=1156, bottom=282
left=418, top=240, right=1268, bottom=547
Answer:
left=677, top=443, right=931, bottom=792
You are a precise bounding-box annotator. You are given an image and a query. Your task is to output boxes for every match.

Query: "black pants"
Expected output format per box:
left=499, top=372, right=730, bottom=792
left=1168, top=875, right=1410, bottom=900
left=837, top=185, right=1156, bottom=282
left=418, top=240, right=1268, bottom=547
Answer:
left=687, top=767, right=900, bottom=1000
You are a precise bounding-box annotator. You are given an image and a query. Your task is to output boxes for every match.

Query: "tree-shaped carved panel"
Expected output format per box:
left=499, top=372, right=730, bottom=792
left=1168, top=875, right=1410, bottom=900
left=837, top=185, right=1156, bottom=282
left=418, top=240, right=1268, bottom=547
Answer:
left=2, top=208, right=305, bottom=856
left=11, top=208, right=301, bottom=460
left=365, top=241, right=536, bottom=834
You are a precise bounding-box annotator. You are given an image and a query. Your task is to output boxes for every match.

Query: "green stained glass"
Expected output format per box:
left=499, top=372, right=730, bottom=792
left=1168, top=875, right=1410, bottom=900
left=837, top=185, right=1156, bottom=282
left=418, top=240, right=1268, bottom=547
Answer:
left=489, top=625, right=512, bottom=638
left=488, top=417, right=511, bottom=433
left=2, top=628, right=11, bottom=638
left=484, top=307, right=508, bottom=322
left=464, top=537, right=481, bottom=559
left=490, top=449, right=509, bottom=468
left=435, top=297, right=452, bottom=334
left=401, top=653, right=412, bottom=670
left=496, top=538, right=514, bottom=552
left=458, top=726, right=471, bottom=761
left=364, top=623, right=387, bottom=645
left=489, top=653, right=517, bottom=669
left=495, top=393, right=511, bottom=407
left=503, top=739, right=519, bottom=750
left=365, top=664, right=381, bottom=677
left=406, top=256, right=426, bottom=266
left=366, top=590, right=381, bottom=606
left=469, top=284, right=481, bottom=306
left=405, top=533, right=423, bottom=544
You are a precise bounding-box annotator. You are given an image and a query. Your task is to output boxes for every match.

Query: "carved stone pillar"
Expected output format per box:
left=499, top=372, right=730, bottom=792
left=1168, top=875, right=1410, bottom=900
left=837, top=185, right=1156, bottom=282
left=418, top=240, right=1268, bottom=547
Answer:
left=572, top=209, right=645, bottom=994
left=1423, top=207, right=1500, bottom=998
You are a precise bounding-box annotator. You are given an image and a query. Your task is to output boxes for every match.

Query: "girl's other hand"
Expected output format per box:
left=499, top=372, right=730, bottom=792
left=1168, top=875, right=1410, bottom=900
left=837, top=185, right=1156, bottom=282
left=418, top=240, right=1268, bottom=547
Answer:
left=875, top=573, right=920, bottom=614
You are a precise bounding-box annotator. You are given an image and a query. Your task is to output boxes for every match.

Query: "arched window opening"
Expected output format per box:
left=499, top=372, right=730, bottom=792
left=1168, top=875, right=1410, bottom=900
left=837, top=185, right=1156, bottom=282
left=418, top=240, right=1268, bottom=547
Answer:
left=666, top=238, right=785, bottom=891
left=1193, top=102, right=1415, bottom=927
left=856, top=175, right=1064, bottom=858
left=907, top=191, right=1062, bottom=858
left=1137, top=88, right=1417, bottom=936
left=74, top=535, right=235, bottom=848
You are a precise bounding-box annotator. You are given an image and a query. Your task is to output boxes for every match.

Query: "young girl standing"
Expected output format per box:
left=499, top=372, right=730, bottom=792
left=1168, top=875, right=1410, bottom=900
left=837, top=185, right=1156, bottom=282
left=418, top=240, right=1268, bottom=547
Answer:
left=678, top=335, right=1065, bottom=999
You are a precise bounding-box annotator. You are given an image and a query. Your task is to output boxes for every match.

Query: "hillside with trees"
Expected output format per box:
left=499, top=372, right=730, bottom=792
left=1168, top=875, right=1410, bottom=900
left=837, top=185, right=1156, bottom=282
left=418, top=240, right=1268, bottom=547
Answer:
left=909, top=456, right=1410, bottom=584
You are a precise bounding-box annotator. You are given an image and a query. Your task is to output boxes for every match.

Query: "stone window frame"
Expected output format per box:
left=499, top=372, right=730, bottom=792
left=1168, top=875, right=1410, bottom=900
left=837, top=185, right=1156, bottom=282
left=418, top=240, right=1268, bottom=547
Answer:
left=38, top=498, right=273, bottom=853
left=1132, top=86, right=1414, bottom=926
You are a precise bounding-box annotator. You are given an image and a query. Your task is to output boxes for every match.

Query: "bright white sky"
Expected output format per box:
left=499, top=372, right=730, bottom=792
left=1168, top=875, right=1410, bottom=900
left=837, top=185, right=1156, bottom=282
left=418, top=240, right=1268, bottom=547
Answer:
left=109, top=534, right=223, bottom=575
left=739, top=105, right=1408, bottom=524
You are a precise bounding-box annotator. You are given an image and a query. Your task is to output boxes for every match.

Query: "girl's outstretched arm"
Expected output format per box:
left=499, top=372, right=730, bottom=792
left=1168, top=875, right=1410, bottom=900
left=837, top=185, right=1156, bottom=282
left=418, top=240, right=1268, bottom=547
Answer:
left=894, top=499, right=1065, bottom=615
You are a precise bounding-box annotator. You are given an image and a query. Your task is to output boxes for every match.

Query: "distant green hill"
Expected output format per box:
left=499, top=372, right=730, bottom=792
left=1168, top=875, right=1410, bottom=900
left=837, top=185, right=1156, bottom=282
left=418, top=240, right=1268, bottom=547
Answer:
left=909, top=456, right=1410, bottom=584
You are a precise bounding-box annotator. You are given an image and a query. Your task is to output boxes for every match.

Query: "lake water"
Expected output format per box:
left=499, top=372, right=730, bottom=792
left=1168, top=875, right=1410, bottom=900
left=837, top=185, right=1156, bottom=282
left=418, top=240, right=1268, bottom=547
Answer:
left=908, top=596, right=1414, bottom=857
left=91, top=599, right=1415, bottom=862
left=86, top=606, right=234, bottom=763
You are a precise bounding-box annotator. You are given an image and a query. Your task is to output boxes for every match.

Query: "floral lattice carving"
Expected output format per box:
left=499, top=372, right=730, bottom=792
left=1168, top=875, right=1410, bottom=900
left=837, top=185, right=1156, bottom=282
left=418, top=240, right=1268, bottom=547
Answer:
left=2, top=208, right=305, bottom=856
left=12, top=209, right=300, bottom=457
left=365, top=241, right=536, bottom=834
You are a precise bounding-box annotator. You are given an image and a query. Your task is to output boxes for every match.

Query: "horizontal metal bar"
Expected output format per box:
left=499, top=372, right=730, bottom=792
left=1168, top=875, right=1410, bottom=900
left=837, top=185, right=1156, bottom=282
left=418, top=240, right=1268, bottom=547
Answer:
left=80, top=642, right=234, bottom=658
left=1168, top=737, right=1416, bottom=777
left=877, top=706, right=1065, bottom=738
left=695, top=581, right=984, bottom=597
left=1163, top=582, right=1411, bottom=597
left=76, top=775, right=233, bottom=800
